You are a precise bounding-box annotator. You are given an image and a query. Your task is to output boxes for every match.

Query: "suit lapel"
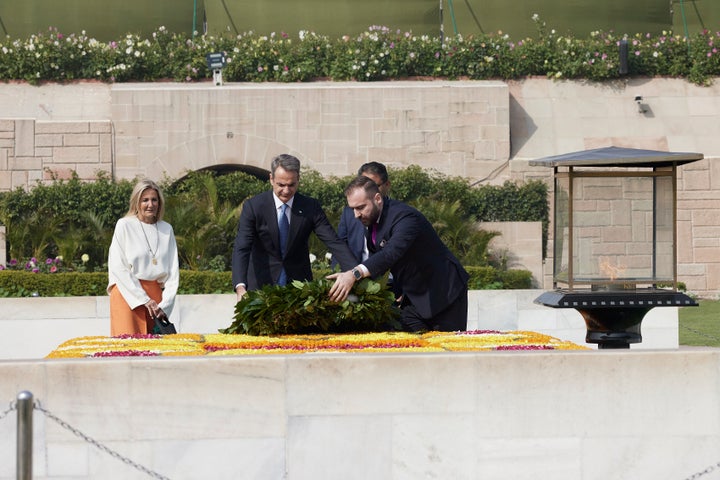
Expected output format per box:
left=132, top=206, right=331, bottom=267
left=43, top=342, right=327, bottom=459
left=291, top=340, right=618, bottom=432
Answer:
left=265, top=191, right=282, bottom=255
left=286, top=194, right=305, bottom=251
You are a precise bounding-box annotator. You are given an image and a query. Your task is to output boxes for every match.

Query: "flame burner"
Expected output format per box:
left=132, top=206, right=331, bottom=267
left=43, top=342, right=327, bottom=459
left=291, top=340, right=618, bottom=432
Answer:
left=530, top=147, right=703, bottom=349
left=535, top=288, right=697, bottom=349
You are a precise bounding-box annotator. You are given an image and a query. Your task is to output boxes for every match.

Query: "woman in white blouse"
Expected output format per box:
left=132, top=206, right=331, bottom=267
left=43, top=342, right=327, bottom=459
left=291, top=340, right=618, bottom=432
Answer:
left=107, top=179, right=179, bottom=335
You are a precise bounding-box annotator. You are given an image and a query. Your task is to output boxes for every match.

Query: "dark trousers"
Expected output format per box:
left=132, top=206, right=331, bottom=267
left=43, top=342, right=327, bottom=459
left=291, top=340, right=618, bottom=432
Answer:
left=399, top=287, right=468, bottom=332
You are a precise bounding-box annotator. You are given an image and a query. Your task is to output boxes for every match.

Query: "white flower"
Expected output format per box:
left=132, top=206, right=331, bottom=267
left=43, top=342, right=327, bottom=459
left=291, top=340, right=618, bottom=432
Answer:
left=309, top=253, right=317, bottom=263
left=81, top=254, right=90, bottom=263
left=325, top=252, right=332, bottom=261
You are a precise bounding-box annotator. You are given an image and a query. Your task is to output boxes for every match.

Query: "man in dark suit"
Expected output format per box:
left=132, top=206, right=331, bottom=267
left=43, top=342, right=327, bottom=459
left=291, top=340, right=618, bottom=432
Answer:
left=328, top=175, right=469, bottom=331
left=232, top=154, right=357, bottom=300
left=335, top=162, right=391, bottom=264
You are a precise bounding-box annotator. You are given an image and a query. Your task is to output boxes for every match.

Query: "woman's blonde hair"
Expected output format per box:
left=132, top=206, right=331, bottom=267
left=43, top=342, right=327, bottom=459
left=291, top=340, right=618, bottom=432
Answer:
left=125, top=179, right=165, bottom=222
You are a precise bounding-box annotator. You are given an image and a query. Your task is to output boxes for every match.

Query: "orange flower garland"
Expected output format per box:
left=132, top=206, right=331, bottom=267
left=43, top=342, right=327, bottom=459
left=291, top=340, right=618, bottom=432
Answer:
left=46, top=330, right=588, bottom=359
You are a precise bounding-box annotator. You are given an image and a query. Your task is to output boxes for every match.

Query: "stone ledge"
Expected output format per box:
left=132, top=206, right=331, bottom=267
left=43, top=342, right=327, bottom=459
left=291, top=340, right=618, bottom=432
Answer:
left=0, top=290, right=681, bottom=361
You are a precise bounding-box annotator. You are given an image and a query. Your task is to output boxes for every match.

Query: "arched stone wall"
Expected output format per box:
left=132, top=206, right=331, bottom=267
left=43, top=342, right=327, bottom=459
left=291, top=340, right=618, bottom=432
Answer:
left=108, top=82, right=510, bottom=183
left=143, top=133, right=287, bottom=181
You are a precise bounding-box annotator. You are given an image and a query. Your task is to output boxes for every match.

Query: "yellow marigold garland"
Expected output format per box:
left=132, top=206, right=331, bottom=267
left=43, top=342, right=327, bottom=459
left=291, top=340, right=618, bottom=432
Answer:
left=45, top=330, right=588, bottom=359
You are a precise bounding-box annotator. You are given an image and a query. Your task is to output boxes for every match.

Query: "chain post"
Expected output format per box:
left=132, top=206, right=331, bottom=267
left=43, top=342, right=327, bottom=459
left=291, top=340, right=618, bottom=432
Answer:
left=16, top=391, right=33, bottom=480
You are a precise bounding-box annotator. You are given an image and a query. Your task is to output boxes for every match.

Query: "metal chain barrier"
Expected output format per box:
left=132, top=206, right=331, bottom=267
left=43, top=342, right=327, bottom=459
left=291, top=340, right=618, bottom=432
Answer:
left=683, top=461, right=720, bottom=480
left=0, top=400, right=16, bottom=421
left=33, top=400, right=171, bottom=480
left=3, top=393, right=718, bottom=479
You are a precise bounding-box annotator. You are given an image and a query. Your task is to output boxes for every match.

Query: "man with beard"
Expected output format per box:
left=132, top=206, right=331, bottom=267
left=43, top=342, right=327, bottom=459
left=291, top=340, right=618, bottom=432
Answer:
left=327, top=175, right=469, bottom=332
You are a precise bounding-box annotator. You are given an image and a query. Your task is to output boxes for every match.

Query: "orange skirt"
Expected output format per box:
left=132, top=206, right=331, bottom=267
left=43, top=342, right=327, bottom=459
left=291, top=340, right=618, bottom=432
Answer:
left=109, top=280, right=163, bottom=336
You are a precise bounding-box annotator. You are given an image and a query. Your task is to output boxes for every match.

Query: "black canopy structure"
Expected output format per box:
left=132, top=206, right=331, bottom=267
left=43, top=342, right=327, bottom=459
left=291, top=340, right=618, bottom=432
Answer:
left=529, top=145, right=704, bottom=168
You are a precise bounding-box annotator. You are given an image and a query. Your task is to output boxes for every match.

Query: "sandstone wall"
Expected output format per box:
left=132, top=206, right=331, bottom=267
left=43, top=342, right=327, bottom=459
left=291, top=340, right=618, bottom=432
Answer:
left=0, top=79, right=718, bottom=296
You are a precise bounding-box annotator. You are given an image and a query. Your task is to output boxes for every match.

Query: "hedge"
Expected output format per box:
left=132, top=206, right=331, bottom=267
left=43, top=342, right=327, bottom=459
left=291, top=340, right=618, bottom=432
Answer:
left=0, top=266, right=532, bottom=297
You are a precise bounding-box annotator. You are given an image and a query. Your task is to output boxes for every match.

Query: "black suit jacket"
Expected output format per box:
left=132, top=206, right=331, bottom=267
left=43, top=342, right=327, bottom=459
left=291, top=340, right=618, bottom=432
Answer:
left=364, top=198, right=469, bottom=319
left=232, top=191, right=357, bottom=290
left=335, top=206, right=366, bottom=264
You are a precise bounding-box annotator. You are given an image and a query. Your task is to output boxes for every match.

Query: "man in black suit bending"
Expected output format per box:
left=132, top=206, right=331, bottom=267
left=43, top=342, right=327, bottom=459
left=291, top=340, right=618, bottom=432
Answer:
left=328, top=175, right=469, bottom=331
left=232, top=154, right=357, bottom=300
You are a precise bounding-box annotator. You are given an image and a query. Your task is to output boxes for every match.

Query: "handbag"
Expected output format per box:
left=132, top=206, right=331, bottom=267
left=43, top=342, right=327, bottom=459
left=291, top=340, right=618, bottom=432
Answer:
left=153, top=314, right=177, bottom=335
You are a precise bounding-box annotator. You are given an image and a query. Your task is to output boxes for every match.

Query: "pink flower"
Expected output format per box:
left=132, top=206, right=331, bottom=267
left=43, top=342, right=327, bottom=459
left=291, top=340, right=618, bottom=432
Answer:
left=93, top=350, right=158, bottom=357
left=496, top=345, right=555, bottom=350
left=49, top=265, right=57, bottom=273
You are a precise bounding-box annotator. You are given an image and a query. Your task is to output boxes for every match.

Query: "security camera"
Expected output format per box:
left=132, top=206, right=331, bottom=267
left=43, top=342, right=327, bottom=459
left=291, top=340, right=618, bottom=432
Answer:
left=634, top=96, right=643, bottom=102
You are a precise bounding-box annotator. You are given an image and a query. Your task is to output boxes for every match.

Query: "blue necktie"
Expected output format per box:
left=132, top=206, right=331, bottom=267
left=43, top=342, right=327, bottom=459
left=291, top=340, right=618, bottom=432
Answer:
left=278, top=203, right=289, bottom=286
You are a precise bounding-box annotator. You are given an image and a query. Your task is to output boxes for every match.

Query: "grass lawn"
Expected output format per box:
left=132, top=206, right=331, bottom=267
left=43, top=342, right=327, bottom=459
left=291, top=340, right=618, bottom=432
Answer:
left=679, top=299, right=720, bottom=347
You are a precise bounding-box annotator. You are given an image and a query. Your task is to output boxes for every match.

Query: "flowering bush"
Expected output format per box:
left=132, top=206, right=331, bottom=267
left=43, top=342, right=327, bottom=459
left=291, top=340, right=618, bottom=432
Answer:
left=1, top=16, right=720, bottom=85
left=0, top=254, right=94, bottom=273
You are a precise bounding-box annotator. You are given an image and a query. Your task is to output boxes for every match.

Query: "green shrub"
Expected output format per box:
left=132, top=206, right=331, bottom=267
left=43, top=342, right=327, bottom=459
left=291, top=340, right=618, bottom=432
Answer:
left=0, top=267, right=532, bottom=297
left=466, top=266, right=533, bottom=290
left=0, top=271, right=107, bottom=297
left=1, top=168, right=547, bottom=284
left=0, top=172, right=132, bottom=270
left=0, top=270, right=235, bottom=297
left=178, top=271, right=233, bottom=294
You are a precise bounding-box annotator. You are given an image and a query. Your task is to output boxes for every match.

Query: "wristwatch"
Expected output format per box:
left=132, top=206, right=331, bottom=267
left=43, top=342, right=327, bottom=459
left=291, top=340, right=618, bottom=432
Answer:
left=352, top=268, right=362, bottom=280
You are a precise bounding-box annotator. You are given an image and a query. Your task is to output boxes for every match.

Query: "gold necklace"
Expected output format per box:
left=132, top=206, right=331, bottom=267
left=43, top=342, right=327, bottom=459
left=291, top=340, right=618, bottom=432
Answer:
left=139, top=219, right=159, bottom=265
